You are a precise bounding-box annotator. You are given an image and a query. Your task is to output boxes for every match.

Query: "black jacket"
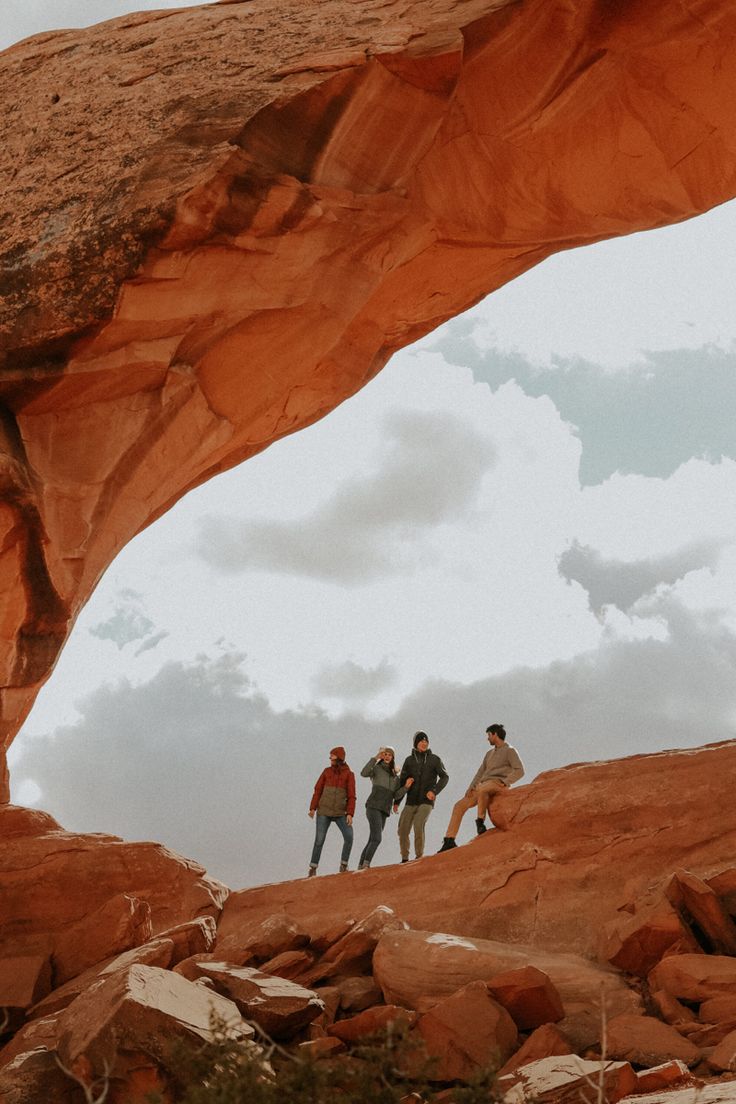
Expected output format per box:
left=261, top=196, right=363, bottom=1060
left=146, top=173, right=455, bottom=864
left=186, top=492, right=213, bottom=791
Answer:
left=398, top=748, right=449, bottom=807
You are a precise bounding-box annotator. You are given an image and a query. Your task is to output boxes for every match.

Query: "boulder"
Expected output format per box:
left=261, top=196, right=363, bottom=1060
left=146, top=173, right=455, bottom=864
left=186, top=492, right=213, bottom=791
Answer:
left=0, top=1047, right=76, bottom=1104
left=634, top=1060, right=694, bottom=1093
left=156, top=917, right=217, bottom=963
left=602, top=898, right=701, bottom=976
left=298, top=1036, right=345, bottom=1059
left=327, top=1004, right=416, bottom=1043
left=186, top=961, right=324, bottom=1040
left=216, top=912, right=310, bottom=963
left=0, top=1013, right=60, bottom=1069
left=56, top=964, right=251, bottom=1073
left=53, top=893, right=152, bottom=986
left=497, top=1024, right=574, bottom=1078
left=487, top=965, right=564, bottom=1030
left=0, top=811, right=227, bottom=965
left=373, top=929, right=642, bottom=1019
left=707, top=1028, right=736, bottom=1072
left=29, top=937, right=176, bottom=1018
left=260, top=949, right=314, bottom=980
left=650, top=989, right=698, bottom=1026
left=666, top=871, right=736, bottom=956
left=320, top=906, right=408, bottom=975
left=605, top=1013, right=701, bottom=1068
left=0, top=956, right=51, bottom=1022
left=499, top=1054, right=638, bottom=1104
left=309, top=918, right=357, bottom=957
left=700, top=995, right=736, bottom=1024
left=335, top=975, right=384, bottom=1013
left=416, top=980, right=518, bottom=1081
left=648, top=954, right=736, bottom=1002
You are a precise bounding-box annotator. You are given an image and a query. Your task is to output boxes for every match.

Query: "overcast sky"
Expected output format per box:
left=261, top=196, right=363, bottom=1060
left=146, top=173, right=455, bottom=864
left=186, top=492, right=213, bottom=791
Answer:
left=5, top=3, right=736, bottom=889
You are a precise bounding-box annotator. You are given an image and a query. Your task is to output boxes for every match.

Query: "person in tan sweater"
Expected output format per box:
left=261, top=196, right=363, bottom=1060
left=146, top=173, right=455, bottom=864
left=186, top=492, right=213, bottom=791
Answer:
left=437, top=724, right=524, bottom=852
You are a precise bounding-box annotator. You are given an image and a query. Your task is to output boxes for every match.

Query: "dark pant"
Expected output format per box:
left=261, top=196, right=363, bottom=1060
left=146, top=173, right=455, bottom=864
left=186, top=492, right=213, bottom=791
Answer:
left=310, top=814, right=353, bottom=867
left=359, top=807, right=388, bottom=867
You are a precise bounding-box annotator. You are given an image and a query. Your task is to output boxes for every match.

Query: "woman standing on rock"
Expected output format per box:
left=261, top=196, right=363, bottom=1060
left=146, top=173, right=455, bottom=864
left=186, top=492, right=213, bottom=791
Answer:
left=357, top=747, right=404, bottom=870
left=308, top=746, right=356, bottom=876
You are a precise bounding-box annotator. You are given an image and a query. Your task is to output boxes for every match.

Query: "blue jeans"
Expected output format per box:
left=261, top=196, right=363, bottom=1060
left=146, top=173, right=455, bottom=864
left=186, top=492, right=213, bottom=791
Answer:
left=359, top=807, right=387, bottom=867
left=310, top=814, right=353, bottom=868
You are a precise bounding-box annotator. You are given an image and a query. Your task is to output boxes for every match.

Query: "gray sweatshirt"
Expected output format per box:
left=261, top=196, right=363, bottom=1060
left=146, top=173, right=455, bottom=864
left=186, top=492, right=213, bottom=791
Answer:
left=470, top=743, right=525, bottom=789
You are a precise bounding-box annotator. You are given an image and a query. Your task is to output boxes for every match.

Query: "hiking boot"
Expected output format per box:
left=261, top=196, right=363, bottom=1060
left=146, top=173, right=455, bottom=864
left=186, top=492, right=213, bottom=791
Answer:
left=308, top=865, right=317, bottom=877
left=437, top=837, right=458, bottom=853
left=475, top=818, right=488, bottom=835
left=400, top=857, right=410, bottom=864
left=339, top=861, right=349, bottom=873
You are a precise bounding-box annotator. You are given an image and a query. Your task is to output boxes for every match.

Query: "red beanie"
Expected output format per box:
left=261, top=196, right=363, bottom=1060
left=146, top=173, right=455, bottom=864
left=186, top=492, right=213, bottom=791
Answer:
left=330, top=746, right=346, bottom=760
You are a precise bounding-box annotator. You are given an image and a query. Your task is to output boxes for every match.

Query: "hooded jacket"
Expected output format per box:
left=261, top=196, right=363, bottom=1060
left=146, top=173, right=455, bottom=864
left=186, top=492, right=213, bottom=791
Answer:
left=398, top=748, right=449, bottom=807
left=360, top=758, right=405, bottom=815
left=310, top=762, right=356, bottom=817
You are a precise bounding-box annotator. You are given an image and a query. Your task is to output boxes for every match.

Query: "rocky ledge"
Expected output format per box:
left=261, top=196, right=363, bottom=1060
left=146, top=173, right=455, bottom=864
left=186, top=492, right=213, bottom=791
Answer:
left=3, top=741, right=736, bottom=1101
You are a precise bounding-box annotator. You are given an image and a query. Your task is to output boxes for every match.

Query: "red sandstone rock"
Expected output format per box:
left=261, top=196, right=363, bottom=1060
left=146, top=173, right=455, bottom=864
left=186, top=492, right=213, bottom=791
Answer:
left=700, top=996, right=736, bottom=1024
left=648, top=954, right=736, bottom=1002
left=320, top=906, right=408, bottom=972
left=0, top=1013, right=60, bottom=1070
left=487, top=965, right=564, bottom=1030
left=0, top=1047, right=76, bottom=1104
left=634, top=1060, right=693, bottom=1093
left=373, top=929, right=641, bottom=1019
left=260, top=949, right=315, bottom=980
left=0, top=956, right=51, bottom=1021
left=55, top=964, right=251, bottom=1074
left=0, top=807, right=227, bottom=967
left=327, top=1004, right=416, bottom=1043
left=218, top=743, right=736, bottom=959
left=335, top=975, right=384, bottom=1013
left=677, top=1020, right=736, bottom=1047
left=309, top=985, right=341, bottom=1031
left=707, top=869, right=736, bottom=916
left=499, top=1054, right=639, bottom=1104
left=172, top=952, right=220, bottom=981
left=53, top=892, right=152, bottom=986
left=602, top=898, right=702, bottom=976
left=29, top=937, right=176, bottom=1018
left=216, top=911, right=309, bottom=963
left=416, top=980, right=517, bottom=1081
left=185, top=961, right=324, bottom=1039
left=298, top=1035, right=345, bottom=1059
left=707, top=1028, right=736, bottom=1072
left=666, top=871, right=736, bottom=956
left=497, top=1024, right=574, bottom=1078
left=308, top=918, right=357, bottom=957
left=605, top=1013, right=701, bottom=1069
left=2, top=0, right=736, bottom=791
left=157, top=917, right=217, bottom=963
left=650, top=989, right=698, bottom=1026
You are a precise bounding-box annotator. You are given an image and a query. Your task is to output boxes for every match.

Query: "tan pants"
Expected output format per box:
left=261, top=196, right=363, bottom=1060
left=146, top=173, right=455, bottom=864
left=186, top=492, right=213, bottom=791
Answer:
left=398, top=803, right=432, bottom=860
left=445, top=779, right=505, bottom=838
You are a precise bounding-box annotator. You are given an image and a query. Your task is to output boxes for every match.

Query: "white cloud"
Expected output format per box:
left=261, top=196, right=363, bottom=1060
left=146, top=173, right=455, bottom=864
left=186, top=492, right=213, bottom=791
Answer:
left=311, top=658, right=397, bottom=702
left=194, top=409, right=496, bottom=584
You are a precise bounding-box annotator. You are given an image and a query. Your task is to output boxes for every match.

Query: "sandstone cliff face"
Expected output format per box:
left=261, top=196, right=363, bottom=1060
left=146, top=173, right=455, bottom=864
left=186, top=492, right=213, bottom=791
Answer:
left=2, top=0, right=736, bottom=796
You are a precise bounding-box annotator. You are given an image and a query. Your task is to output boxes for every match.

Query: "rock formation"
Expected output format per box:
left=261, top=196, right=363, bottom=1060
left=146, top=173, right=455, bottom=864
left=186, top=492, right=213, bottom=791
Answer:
left=2, top=0, right=736, bottom=796
left=4, top=741, right=736, bottom=1099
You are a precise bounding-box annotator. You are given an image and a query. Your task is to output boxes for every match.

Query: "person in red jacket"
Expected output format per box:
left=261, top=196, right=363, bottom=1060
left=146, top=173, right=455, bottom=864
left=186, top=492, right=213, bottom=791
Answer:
left=308, top=746, right=356, bottom=876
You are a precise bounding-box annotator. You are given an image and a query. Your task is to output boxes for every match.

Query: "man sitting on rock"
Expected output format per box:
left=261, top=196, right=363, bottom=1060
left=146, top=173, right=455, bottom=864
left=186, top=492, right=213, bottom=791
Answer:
left=438, top=724, right=524, bottom=852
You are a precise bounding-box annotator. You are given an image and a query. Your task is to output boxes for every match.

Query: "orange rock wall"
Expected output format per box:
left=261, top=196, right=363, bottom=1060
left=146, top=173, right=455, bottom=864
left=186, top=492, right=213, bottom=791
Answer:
left=2, top=0, right=736, bottom=797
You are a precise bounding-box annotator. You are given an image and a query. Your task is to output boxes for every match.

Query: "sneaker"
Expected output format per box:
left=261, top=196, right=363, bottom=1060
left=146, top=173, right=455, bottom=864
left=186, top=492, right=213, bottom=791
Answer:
left=308, top=865, right=317, bottom=877
left=475, top=818, right=488, bottom=835
left=400, top=857, right=410, bottom=864
left=357, top=862, right=370, bottom=871
left=437, top=837, right=458, bottom=853
left=339, top=861, right=349, bottom=873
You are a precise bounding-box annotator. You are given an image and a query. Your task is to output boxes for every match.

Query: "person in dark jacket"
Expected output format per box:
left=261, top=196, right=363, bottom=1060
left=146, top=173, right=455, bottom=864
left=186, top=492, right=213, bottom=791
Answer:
left=308, top=746, right=356, bottom=876
left=394, top=731, right=449, bottom=863
left=357, top=746, right=404, bottom=870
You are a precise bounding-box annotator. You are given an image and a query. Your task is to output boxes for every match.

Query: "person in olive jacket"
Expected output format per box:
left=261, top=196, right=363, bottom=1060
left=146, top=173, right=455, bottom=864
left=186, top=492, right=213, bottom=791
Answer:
left=394, top=731, right=449, bottom=863
left=357, top=746, right=405, bottom=870
left=308, top=746, right=356, bottom=876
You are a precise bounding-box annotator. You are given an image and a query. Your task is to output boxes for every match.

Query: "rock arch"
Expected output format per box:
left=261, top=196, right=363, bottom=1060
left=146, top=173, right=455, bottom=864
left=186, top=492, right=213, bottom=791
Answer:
left=1, top=0, right=735, bottom=797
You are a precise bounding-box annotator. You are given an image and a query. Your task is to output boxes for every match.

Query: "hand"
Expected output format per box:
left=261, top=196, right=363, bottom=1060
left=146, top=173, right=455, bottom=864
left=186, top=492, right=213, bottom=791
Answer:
left=392, top=804, right=400, bottom=814
left=308, top=810, right=315, bottom=818
left=426, top=790, right=436, bottom=802
left=346, top=815, right=353, bottom=826
left=405, top=777, right=414, bottom=789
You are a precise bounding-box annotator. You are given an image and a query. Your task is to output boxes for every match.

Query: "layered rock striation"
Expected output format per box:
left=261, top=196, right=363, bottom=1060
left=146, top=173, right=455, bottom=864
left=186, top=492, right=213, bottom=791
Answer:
left=2, top=0, right=736, bottom=794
